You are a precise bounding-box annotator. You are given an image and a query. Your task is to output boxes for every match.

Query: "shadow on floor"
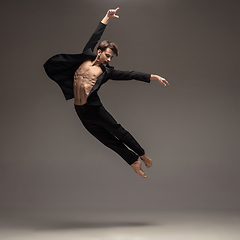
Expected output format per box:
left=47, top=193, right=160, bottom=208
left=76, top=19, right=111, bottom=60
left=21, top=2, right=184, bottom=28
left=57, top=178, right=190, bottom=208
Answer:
left=36, top=221, right=155, bottom=230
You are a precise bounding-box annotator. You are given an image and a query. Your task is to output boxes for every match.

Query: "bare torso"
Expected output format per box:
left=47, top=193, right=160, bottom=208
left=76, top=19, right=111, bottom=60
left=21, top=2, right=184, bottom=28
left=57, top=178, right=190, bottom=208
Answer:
left=73, top=61, right=103, bottom=105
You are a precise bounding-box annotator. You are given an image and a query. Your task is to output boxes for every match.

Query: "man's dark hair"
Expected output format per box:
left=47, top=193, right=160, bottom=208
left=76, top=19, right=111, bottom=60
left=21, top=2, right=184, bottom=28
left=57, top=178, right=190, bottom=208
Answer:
left=97, top=40, right=119, bottom=56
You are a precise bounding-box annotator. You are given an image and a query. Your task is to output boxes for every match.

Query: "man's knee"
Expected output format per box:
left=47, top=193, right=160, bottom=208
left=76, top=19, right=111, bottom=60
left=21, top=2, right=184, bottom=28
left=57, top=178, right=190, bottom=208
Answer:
left=112, top=125, right=131, bottom=140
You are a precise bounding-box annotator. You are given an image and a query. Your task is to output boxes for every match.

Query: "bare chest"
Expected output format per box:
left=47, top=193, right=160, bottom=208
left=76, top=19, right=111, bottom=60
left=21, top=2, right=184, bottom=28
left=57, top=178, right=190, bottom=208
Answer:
left=74, top=61, right=103, bottom=82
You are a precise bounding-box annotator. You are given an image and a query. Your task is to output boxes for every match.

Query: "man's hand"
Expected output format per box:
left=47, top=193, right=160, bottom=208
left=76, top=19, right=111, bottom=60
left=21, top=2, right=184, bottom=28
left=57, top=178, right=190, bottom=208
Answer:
left=106, top=7, right=120, bottom=19
left=150, top=74, right=169, bottom=87
left=101, top=7, right=120, bottom=24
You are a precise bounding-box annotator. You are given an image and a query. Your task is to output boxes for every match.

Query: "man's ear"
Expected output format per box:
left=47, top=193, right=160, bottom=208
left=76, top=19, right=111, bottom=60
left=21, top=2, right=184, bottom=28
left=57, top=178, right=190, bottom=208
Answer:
left=97, top=49, right=102, bottom=55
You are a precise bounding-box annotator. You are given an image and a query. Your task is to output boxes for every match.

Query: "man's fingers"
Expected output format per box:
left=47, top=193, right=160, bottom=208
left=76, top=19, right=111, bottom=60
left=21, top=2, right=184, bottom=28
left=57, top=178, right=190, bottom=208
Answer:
left=108, top=7, right=120, bottom=18
left=162, top=78, right=169, bottom=86
left=109, top=7, right=119, bottom=14
left=114, top=7, right=120, bottom=17
left=159, top=78, right=169, bottom=87
left=165, top=80, right=170, bottom=85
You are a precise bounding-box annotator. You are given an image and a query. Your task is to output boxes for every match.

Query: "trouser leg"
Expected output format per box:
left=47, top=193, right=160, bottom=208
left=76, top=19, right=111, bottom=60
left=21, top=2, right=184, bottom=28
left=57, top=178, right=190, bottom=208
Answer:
left=74, top=104, right=145, bottom=165
left=82, top=122, right=138, bottom=165
left=95, top=105, right=145, bottom=156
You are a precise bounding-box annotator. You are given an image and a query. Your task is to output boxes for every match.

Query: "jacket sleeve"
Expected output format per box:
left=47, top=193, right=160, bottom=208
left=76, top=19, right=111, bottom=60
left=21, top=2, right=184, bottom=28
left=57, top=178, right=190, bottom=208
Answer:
left=109, top=69, right=151, bottom=83
left=82, top=22, right=107, bottom=53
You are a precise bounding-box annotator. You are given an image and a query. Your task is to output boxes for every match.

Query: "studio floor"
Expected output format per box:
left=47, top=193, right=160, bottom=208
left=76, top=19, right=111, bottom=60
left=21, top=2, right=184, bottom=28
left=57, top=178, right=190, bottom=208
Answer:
left=0, top=209, right=240, bottom=240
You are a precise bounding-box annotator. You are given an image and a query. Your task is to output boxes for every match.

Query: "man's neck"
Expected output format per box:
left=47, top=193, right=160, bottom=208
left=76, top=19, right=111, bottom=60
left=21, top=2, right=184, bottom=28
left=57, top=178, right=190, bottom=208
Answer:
left=91, top=57, right=102, bottom=67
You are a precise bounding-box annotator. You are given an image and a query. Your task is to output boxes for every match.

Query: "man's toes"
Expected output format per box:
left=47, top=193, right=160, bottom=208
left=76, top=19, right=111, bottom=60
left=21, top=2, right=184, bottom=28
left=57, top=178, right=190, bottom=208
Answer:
left=144, top=162, right=150, bottom=168
left=138, top=167, right=147, bottom=178
left=140, top=172, right=147, bottom=178
left=146, top=160, right=152, bottom=168
left=147, top=162, right=152, bottom=168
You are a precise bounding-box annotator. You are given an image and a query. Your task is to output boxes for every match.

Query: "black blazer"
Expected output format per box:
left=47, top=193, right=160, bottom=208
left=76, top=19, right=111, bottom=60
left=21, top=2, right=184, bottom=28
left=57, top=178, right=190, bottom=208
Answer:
left=43, top=22, right=151, bottom=105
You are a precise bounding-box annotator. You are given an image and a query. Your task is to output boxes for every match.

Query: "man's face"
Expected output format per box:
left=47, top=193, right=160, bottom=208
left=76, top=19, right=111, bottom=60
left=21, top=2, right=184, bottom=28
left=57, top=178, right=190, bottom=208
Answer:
left=97, top=48, right=114, bottom=64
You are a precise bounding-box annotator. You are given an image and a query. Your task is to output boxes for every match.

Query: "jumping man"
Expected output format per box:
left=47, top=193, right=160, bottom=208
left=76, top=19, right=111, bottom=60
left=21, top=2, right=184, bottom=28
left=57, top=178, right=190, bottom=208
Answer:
left=44, top=8, right=169, bottom=179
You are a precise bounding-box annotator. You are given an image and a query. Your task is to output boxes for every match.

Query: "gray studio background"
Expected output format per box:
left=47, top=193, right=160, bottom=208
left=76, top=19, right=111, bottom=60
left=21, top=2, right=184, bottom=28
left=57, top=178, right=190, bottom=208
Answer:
left=0, top=0, right=239, bottom=211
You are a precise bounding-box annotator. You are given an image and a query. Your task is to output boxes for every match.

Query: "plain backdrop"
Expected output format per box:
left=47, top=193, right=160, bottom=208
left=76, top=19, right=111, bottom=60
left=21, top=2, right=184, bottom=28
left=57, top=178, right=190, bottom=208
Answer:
left=0, top=0, right=239, bottom=211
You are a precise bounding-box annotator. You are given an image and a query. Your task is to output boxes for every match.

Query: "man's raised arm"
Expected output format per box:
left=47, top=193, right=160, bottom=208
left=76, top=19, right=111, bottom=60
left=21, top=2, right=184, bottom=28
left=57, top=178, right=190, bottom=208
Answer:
left=82, top=8, right=120, bottom=53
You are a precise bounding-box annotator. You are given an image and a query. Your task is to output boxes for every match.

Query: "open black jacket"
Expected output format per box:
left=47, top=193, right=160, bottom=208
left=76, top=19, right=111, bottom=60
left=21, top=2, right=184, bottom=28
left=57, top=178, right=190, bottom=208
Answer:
left=43, top=22, right=151, bottom=106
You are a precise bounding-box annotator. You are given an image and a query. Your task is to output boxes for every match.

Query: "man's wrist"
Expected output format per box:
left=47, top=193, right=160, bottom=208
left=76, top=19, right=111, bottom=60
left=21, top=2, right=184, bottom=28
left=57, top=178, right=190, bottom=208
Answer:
left=150, top=74, right=157, bottom=80
left=101, top=16, right=110, bottom=25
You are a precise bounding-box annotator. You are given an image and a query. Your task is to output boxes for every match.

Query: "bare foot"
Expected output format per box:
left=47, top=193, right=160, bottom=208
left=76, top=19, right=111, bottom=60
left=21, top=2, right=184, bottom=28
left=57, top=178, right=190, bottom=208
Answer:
left=131, top=160, right=147, bottom=179
left=140, top=154, right=152, bottom=168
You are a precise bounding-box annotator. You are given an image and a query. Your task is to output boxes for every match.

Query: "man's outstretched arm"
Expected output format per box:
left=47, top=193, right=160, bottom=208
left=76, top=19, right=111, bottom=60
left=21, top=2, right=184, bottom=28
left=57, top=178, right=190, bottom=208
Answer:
left=110, top=70, right=169, bottom=87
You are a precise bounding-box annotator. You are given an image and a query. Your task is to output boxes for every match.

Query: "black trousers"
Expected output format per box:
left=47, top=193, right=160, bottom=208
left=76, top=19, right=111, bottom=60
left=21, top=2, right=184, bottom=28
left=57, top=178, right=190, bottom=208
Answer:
left=74, top=104, right=145, bottom=165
